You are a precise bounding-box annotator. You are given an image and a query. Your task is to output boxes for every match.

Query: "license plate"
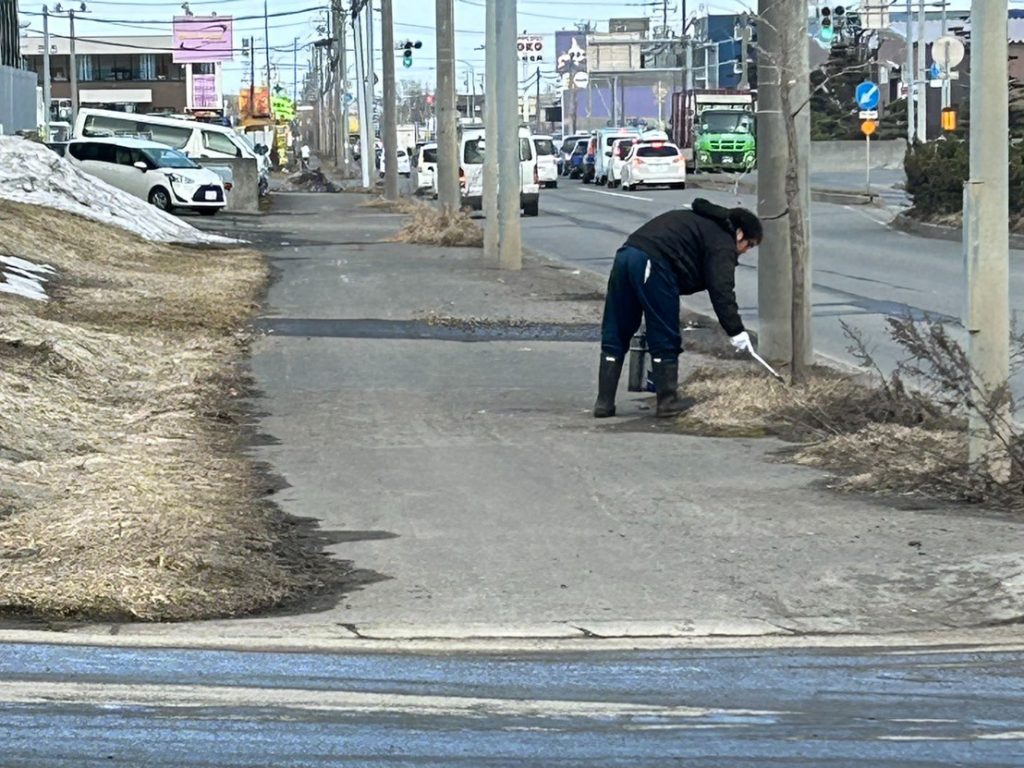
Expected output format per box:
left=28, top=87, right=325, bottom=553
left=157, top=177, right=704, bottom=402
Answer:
left=205, top=191, right=218, bottom=200
left=722, top=156, right=734, bottom=163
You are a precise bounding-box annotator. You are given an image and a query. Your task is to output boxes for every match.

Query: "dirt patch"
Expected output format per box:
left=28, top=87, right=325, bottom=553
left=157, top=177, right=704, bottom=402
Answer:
left=0, top=201, right=350, bottom=621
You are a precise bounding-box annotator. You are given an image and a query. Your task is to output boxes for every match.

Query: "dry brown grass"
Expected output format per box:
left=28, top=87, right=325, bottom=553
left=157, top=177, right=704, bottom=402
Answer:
left=0, top=201, right=348, bottom=621
left=674, top=363, right=983, bottom=503
left=388, top=201, right=484, bottom=248
left=360, top=196, right=423, bottom=214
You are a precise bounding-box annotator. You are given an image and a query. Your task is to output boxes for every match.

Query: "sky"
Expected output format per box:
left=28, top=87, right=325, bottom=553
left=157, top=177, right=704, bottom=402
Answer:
left=21, top=0, right=756, bottom=96
left=21, top=1, right=982, bottom=98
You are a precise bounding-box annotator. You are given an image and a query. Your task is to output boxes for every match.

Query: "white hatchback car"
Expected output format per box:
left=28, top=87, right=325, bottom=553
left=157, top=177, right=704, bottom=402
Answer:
left=67, top=137, right=226, bottom=215
left=605, top=137, right=638, bottom=188
left=620, top=139, right=687, bottom=192
left=380, top=148, right=412, bottom=177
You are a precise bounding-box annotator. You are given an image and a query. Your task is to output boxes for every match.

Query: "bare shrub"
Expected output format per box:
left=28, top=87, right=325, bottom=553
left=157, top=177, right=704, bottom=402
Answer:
left=389, top=203, right=484, bottom=248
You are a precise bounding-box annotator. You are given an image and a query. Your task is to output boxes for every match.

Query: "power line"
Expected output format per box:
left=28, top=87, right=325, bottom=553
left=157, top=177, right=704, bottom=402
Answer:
left=19, top=5, right=326, bottom=25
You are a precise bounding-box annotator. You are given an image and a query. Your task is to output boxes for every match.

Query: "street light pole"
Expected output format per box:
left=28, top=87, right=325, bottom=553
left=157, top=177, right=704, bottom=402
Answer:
left=42, top=5, right=51, bottom=138
left=496, top=0, right=521, bottom=269
left=380, top=0, right=398, bottom=200
left=435, top=0, right=459, bottom=213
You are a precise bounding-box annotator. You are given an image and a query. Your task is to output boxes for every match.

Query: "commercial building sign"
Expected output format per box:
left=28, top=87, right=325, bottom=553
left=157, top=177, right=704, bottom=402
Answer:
left=192, top=73, right=218, bottom=109
left=517, top=34, right=544, bottom=62
left=555, top=30, right=587, bottom=75
left=172, top=16, right=234, bottom=63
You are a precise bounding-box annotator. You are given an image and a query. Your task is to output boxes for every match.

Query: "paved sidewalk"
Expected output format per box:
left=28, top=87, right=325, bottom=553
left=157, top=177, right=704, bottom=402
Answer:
left=94, top=193, right=1024, bottom=644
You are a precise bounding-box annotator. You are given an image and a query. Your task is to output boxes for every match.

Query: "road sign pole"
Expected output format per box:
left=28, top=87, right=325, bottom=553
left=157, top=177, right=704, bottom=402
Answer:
left=866, top=131, right=871, bottom=195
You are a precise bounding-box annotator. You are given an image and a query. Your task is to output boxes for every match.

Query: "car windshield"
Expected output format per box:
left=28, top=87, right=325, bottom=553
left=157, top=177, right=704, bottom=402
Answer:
left=701, top=112, right=754, bottom=134
left=636, top=145, right=679, bottom=158
left=535, top=138, right=555, bottom=156
left=422, top=148, right=437, bottom=163
left=573, top=140, right=588, bottom=154
left=615, top=140, right=636, bottom=154
left=144, top=147, right=198, bottom=169
left=560, top=138, right=580, bottom=154
left=463, top=138, right=532, bottom=163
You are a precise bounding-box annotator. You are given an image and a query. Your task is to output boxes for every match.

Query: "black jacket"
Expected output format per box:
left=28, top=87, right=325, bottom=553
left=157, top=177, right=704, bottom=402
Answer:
left=624, top=198, right=744, bottom=336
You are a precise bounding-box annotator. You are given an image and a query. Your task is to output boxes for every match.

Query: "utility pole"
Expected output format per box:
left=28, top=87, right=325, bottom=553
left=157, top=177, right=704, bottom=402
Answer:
left=535, top=65, right=542, bottom=132
left=42, top=5, right=51, bottom=138
left=380, top=0, right=398, bottom=200
left=755, top=0, right=811, bottom=370
left=68, top=9, right=78, bottom=125
left=496, top=0, right=521, bottom=269
left=293, top=37, right=298, bottom=104
left=737, top=12, right=749, bottom=91
left=965, top=0, right=1010, bottom=480
left=435, top=0, right=459, bottom=213
left=353, top=5, right=372, bottom=186
left=264, top=0, right=272, bottom=93
left=333, top=3, right=350, bottom=173
left=916, top=0, right=926, bottom=142
left=249, top=36, right=256, bottom=119
left=483, top=0, right=498, bottom=262
left=905, top=0, right=915, bottom=143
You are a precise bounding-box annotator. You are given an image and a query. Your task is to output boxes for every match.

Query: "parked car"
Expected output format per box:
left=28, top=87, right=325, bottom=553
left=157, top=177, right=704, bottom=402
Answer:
left=380, top=148, right=412, bottom=177
left=558, top=133, right=589, bottom=175
left=619, top=135, right=687, bottom=192
left=413, top=142, right=437, bottom=194
left=66, top=137, right=226, bottom=215
left=605, top=137, right=638, bottom=188
left=581, top=137, right=598, bottom=183
left=594, top=127, right=642, bottom=185
left=532, top=134, right=559, bottom=189
left=565, top=138, right=589, bottom=179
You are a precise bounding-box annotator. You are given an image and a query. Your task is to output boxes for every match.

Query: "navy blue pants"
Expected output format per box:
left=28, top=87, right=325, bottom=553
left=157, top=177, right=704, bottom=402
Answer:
left=600, top=245, right=681, bottom=361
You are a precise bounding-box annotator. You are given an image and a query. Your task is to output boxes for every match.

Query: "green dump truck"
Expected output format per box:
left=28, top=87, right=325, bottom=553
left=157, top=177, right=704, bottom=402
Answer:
left=671, top=89, right=756, bottom=173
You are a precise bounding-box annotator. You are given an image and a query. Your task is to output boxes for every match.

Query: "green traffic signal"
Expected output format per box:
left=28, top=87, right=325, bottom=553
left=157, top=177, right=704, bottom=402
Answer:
left=403, top=55, right=413, bottom=68
left=820, top=6, right=833, bottom=42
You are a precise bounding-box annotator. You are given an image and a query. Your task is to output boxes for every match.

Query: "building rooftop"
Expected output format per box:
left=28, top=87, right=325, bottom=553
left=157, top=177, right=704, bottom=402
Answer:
left=20, top=34, right=174, bottom=56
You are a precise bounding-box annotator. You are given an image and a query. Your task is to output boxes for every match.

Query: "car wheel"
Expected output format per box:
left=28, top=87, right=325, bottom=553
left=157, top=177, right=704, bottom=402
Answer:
left=673, top=182, right=687, bottom=190
left=198, top=208, right=219, bottom=216
left=523, top=199, right=539, bottom=217
left=548, top=181, right=558, bottom=189
left=149, top=187, right=173, bottom=212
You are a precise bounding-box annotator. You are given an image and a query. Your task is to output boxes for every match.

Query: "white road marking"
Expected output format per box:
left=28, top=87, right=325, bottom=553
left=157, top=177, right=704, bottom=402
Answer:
left=580, top=187, right=654, bottom=203
left=0, top=680, right=789, bottom=721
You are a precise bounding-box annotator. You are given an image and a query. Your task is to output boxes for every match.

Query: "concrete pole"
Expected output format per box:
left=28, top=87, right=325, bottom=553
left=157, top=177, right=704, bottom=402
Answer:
left=353, top=11, right=372, bottom=186
left=483, top=0, right=499, bottom=262
left=293, top=37, right=298, bottom=104
left=965, top=0, right=1010, bottom=481
left=496, top=0, right=521, bottom=269
left=916, top=0, right=927, bottom=142
left=755, top=0, right=790, bottom=362
left=435, top=0, right=460, bottom=214
left=905, top=0, right=915, bottom=142
left=381, top=0, right=398, bottom=200
left=42, top=5, right=51, bottom=138
left=332, top=5, right=348, bottom=173
left=68, top=10, right=77, bottom=125
left=365, top=0, right=375, bottom=143
left=737, top=13, right=749, bottom=91
left=940, top=0, right=950, bottom=109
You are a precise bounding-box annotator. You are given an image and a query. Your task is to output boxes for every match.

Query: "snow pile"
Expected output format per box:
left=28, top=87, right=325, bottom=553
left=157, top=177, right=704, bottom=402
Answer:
left=0, top=254, right=54, bottom=301
left=0, top=137, right=233, bottom=245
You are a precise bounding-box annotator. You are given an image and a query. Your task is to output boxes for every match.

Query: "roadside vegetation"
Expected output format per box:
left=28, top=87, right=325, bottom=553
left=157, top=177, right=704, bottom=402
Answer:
left=0, top=201, right=349, bottom=621
left=676, top=318, right=1024, bottom=510
left=385, top=199, right=484, bottom=247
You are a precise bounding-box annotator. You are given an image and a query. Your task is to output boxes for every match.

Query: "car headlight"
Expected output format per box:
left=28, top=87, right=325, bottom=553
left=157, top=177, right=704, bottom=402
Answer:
left=167, top=173, right=188, bottom=184
left=744, top=152, right=755, bottom=164
left=698, top=152, right=711, bottom=163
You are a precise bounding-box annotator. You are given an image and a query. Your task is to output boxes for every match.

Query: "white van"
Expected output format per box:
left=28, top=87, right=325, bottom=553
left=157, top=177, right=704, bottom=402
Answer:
left=74, top=109, right=269, bottom=186
left=66, top=136, right=226, bottom=215
left=594, top=127, right=642, bottom=186
left=454, top=125, right=540, bottom=216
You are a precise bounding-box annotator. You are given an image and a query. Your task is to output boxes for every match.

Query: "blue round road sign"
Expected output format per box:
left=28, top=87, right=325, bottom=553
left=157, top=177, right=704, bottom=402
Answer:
left=855, top=81, right=880, bottom=111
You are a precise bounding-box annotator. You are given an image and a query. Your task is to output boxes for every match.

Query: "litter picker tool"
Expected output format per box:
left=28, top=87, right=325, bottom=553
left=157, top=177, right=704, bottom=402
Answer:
left=748, top=348, right=785, bottom=382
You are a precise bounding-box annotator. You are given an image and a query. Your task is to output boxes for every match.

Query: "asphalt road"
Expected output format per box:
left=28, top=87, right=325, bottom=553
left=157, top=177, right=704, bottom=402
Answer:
left=4, top=640, right=1023, bottom=767
left=520, top=180, right=1024, bottom=390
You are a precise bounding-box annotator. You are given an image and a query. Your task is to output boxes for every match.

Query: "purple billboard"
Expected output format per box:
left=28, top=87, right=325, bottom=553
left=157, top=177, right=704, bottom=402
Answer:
left=172, top=16, right=234, bottom=63
left=555, top=30, right=587, bottom=76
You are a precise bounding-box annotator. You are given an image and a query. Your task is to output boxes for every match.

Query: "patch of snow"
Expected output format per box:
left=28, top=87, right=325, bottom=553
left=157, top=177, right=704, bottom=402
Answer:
left=0, top=255, right=52, bottom=301
left=0, top=137, right=234, bottom=246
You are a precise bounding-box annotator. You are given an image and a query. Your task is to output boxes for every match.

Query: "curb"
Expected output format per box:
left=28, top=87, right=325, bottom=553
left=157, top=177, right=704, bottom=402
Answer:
left=1, top=625, right=1022, bottom=654
left=890, top=213, right=1024, bottom=249
left=686, top=177, right=881, bottom=207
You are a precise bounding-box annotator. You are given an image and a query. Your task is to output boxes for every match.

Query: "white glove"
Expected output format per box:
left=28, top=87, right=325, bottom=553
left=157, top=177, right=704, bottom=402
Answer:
left=729, top=331, right=752, bottom=353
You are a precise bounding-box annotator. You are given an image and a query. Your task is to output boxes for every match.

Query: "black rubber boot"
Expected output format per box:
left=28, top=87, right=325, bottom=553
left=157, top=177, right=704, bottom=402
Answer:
left=651, top=358, right=690, bottom=418
left=593, top=355, right=624, bottom=418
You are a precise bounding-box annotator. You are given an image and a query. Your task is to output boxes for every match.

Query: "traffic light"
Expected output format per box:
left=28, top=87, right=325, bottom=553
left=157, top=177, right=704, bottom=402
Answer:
left=819, top=7, right=834, bottom=42
left=402, top=40, right=422, bottom=69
